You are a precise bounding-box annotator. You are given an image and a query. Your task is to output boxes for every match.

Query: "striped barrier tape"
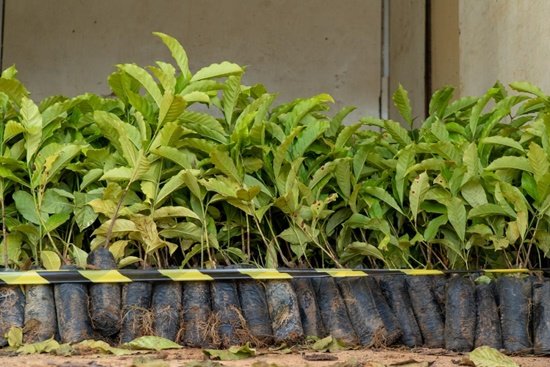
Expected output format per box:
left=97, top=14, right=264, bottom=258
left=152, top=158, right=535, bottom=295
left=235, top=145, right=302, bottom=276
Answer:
left=0, top=267, right=539, bottom=285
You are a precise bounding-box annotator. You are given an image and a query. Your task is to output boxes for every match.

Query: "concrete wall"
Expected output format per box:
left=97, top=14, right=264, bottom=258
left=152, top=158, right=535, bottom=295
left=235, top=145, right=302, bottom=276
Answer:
left=388, top=0, right=425, bottom=123
left=430, top=0, right=459, bottom=94
left=3, top=0, right=382, bottom=119
left=432, top=0, right=550, bottom=98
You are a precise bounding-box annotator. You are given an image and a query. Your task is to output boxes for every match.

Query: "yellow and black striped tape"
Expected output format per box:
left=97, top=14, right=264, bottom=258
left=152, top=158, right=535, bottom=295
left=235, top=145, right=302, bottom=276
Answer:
left=0, top=268, right=539, bottom=285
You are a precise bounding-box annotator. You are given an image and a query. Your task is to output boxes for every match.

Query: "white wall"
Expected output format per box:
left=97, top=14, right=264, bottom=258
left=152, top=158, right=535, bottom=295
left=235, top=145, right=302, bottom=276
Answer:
left=3, top=0, right=382, bottom=119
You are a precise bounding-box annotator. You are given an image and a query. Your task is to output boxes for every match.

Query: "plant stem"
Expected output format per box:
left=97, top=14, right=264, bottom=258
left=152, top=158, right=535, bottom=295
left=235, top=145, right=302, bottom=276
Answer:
left=0, top=196, right=8, bottom=269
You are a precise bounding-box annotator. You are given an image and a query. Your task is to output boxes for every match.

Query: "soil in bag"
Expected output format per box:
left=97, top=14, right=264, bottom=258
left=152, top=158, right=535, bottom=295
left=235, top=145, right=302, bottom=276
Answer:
left=532, top=277, right=550, bottom=354
left=182, top=281, right=212, bottom=347
left=406, top=275, right=445, bottom=348
left=237, top=278, right=273, bottom=345
left=211, top=280, right=244, bottom=348
left=432, top=275, right=447, bottom=319
left=366, top=277, right=402, bottom=345
left=444, top=276, right=476, bottom=351
left=291, top=278, right=325, bottom=338
left=151, top=282, right=182, bottom=341
left=0, top=284, right=25, bottom=347
left=336, top=277, right=385, bottom=346
left=265, top=280, right=304, bottom=344
left=475, top=281, right=502, bottom=349
left=120, top=282, right=152, bottom=344
left=87, top=248, right=121, bottom=338
left=24, top=284, right=57, bottom=343
left=497, top=276, right=532, bottom=353
left=378, top=275, right=422, bottom=347
left=54, top=265, right=93, bottom=344
left=312, top=277, right=358, bottom=346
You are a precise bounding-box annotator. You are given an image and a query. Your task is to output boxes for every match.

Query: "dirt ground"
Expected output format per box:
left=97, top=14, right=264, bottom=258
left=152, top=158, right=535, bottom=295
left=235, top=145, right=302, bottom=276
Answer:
left=0, top=347, right=547, bottom=367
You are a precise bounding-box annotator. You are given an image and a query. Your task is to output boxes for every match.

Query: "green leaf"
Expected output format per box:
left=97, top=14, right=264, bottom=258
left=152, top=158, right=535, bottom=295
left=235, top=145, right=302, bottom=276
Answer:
left=279, top=226, right=310, bottom=245
left=468, top=346, right=518, bottom=367
left=469, top=88, right=496, bottom=139
left=392, top=84, right=413, bottom=126
left=210, top=149, right=241, bottom=183
left=42, top=189, right=72, bottom=214
left=101, top=167, right=133, bottom=181
left=461, top=179, right=488, bottom=207
left=335, top=123, right=361, bottom=151
left=3, top=120, right=25, bottom=142
left=71, top=245, right=88, bottom=269
left=93, top=219, right=137, bottom=237
left=383, top=119, right=412, bottom=147
left=424, top=215, right=448, bottom=242
left=446, top=197, right=466, bottom=241
left=119, top=256, right=141, bottom=268
left=152, top=206, right=200, bottom=220
left=274, top=126, right=303, bottom=179
left=73, top=193, right=99, bottom=231
left=13, top=190, right=42, bottom=225
left=327, top=106, right=356, bottom=137
left=151, top=146, right=192, bottom=169
left=41, top=250, right=61, bottom=270
left=468, top=203, right=517, bottom=219
left=151, top=61, right=176, bottom=93
left=342, top=241, right=385, bottom=262
left=409, top=172, right=430, bottom=221
left=203, top=343, right=256, bottom=361
left=80, top=168, right=103, bottom=190
left=0, top=166, right=27, bottom=186
left=20, top=97, right=43, bottom=162
left=335, top=159, right=351, bottom=199
left=485, top=156, right=533, bottom=173
left=153, top=32, right=191, bottom=82
left=182, top=91, right=210, bottom=103
left=223, top=75, right=241, bottom=125
left=0, top=233, right=22, bottom=266
left=509, top=81, right=545, bottom=98
left=528, top=142, right=549, bottom=181
left=363, top=186, right=404, bottom=214
left=0, top=78, right=29, bottom=107
left=94, top=111, right=140, bottom=166
left=286, top=94, right=333, bottom=129
left=480, top=136, right=524, bottom=152
left=118, top=64, right=163, bottom=107
left=191, top=61, right=243, bottom=82
left=444, top=96, right=478, bottom=118
left=44, top=213, right=70, bottom=233
left=428, top=86, right=454, bottom=118
left=395, top=148, right=415, bottom=204
left=180, top=110, right=227, bottom=144
left=159, top=93, right=186, bottom=124
left=291, top=119, right=329, bottom=159
left=124, top=336, right=182, bottom=351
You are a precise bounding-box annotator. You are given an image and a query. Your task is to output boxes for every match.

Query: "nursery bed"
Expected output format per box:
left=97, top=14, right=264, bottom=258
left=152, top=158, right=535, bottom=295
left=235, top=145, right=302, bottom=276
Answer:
left=1, top=269, right=549, bottom=357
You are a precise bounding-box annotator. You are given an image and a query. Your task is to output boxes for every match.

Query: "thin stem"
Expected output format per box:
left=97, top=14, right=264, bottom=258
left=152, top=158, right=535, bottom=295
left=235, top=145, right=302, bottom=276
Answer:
left=0, top=195, right=8, bottom=269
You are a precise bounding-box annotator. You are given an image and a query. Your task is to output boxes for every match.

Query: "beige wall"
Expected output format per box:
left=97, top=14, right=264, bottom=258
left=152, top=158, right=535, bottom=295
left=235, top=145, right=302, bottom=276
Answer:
left=389, top=0, right=426, bottom=122
left=430, top=0, right=459, bottom=94
left=3, top=0, right=382, bottom=119
left=459, top=0, right=550, bottom=96
left=432, top=0, right=550, bottom=98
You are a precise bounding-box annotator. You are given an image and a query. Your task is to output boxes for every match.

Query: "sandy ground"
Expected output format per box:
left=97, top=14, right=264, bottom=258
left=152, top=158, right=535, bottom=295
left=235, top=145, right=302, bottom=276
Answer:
left=0, top=347, right=547, bottom=367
